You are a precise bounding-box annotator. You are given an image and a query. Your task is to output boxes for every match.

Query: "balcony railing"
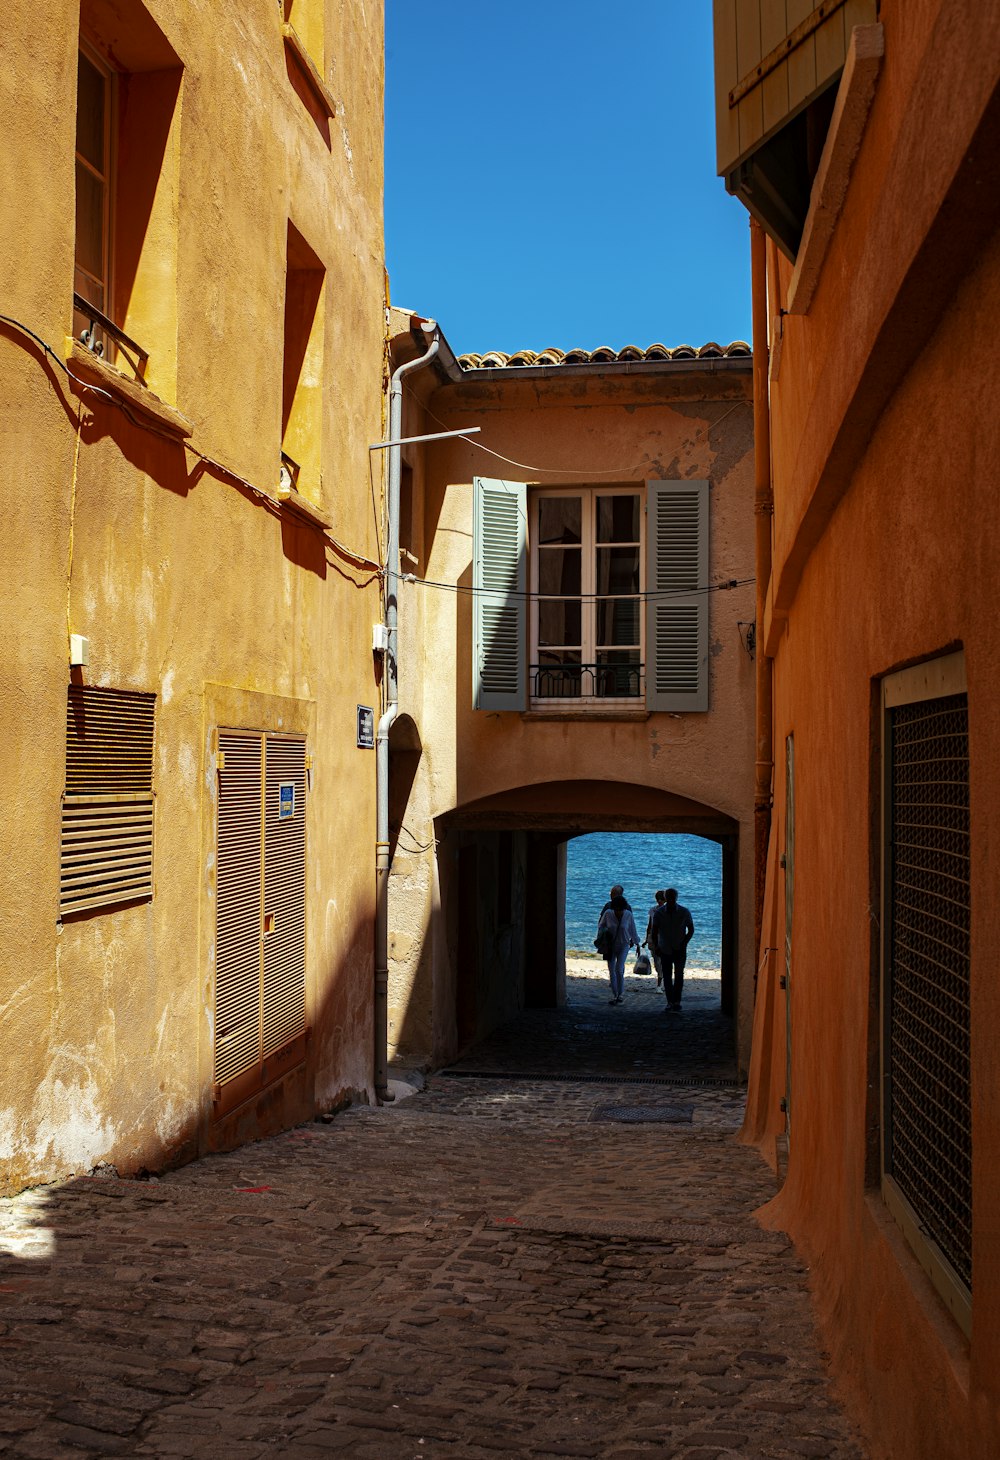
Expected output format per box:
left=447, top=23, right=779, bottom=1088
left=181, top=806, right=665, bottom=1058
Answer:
left=530, top=661, right=644, bottom=701
left=73, top=293, right=149, bottom=383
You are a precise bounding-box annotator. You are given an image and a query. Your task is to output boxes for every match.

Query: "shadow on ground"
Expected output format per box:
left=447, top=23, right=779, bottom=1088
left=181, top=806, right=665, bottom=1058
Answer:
left=444, top=967, right=738, bottom=1084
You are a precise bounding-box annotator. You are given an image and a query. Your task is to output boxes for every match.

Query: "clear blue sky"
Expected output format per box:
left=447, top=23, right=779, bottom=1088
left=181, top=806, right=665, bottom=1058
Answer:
left=385, top=3, right=752, bottom=358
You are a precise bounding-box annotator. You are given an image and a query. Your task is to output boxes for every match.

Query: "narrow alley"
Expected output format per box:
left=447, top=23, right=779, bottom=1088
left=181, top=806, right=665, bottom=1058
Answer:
left=0, top=970, right=863, bottom=1459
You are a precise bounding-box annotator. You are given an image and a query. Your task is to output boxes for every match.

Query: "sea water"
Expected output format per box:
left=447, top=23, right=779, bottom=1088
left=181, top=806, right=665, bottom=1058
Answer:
left=565, top=832, right=722, bottom=971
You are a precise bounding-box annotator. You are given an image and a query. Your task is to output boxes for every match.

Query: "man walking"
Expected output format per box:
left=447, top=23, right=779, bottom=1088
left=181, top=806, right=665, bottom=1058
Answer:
left=651, top=887, right=694, bottom=1011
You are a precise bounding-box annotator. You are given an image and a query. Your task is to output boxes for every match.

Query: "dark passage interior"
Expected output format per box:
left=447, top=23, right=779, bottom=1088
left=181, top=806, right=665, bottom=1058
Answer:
left=438, top=789, right=742, bottom=1088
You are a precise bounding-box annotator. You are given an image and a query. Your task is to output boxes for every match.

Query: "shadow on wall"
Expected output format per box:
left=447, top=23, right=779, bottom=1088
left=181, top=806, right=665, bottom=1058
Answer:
left=389, top=823, right=529, bottom=1067
left=388, top=714, right=422, bottom=863
left=4, top=313, right=332, bottom=579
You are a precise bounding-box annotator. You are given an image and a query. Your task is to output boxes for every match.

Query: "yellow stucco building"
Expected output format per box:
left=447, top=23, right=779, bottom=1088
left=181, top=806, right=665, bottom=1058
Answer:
left=0, top=0, right=386, bottom=1193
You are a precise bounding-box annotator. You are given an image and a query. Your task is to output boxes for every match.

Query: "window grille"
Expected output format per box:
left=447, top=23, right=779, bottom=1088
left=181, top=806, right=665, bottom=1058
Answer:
left=883, top=662, right=971, bottom=1331
left=60, top=685, right=155, bottom=916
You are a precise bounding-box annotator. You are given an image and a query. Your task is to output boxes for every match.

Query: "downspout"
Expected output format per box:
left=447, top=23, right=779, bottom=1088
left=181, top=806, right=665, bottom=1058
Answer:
left=751, top=219, right=774, bottom=971
left=374, top=321, right=440, bottom=1102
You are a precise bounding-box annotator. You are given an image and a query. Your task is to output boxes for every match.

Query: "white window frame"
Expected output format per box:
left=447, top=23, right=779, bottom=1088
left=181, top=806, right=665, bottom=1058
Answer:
left=528, top=485, right=644, bottom=706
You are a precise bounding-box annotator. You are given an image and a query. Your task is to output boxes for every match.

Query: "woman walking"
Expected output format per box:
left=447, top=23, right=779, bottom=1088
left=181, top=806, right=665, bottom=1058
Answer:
left=596, top=892, right=640, bottom=1005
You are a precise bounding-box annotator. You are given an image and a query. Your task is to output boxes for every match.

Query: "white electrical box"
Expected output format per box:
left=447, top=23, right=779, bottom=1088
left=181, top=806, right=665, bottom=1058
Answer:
left=70, top=634, right=89, bottom=667
left=372, top=624, right=389, bottom=654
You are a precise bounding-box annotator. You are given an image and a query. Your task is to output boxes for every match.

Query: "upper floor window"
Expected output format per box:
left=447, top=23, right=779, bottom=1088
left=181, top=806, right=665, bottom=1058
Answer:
left=531, top=488, right=642, bottom=703
left=472, top=477, right=709, bottom=715
left=279, top=222, right=326, bottom=505
left=74, top=45, right=115, bottom=358
left=71, top=4, right=183, bottom=391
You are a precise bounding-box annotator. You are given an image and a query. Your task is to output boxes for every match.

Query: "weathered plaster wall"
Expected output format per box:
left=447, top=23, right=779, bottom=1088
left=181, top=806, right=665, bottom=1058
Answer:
left=388, top=356, right=756, bottom=1067
left=745, top=2, right=1000, bottom=1453
left=0, top=0, right=385, bottom=1193
left=761, top=229, right=1000, bottom=1460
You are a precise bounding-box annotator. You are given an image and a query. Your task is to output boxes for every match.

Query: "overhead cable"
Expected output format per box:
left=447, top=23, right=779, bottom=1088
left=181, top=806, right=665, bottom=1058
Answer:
left=0, top=311, right=383, bottom=581
left=400, top=574, right=755, bottom=602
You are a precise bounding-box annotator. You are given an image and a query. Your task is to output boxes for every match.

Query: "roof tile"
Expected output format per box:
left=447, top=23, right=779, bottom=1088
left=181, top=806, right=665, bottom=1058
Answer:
left=455, top=341, right=751, bottom=370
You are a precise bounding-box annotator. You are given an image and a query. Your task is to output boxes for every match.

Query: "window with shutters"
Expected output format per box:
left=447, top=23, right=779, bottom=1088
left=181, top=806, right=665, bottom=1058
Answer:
left=60, top=685, right=156, bottom=917
left=472, top=477, right=709, bottom=714
left=880, top=651, right=971, bottom=1336
left=214, top=730, right=308, bottom=1116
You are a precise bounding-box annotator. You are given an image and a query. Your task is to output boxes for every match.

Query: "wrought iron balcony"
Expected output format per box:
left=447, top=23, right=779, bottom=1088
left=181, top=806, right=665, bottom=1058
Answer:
left=73, top=292, right=149, bottom=382
left=530, top=661, right=644, bottom=701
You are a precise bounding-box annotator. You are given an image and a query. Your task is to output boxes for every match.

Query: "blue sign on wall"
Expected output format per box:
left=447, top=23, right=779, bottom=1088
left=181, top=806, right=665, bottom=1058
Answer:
left=278, top=782, right=295, bottom=819
left=357, top=705, right=375, bottom=749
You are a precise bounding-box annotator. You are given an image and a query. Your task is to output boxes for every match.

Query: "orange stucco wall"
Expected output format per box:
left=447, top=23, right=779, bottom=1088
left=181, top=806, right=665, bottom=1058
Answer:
left=743, top=2, right=1000, bottom=1455
left=387, top=332, right=757, bottom=1069
left=0, top=0, right=385, bottom=1193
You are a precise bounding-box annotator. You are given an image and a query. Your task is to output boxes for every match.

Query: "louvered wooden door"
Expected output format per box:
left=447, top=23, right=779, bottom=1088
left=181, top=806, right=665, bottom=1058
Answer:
left=214, top=730, right=307, bottom=1115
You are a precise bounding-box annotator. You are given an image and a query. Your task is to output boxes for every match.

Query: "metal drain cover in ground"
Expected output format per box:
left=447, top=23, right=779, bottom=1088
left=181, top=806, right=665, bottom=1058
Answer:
left=590, top=1103, right=694, bottom=1124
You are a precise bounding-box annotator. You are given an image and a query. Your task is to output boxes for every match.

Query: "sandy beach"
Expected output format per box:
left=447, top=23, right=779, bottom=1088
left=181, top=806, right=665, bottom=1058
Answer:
left=564, top=954, right=722, bottom=1007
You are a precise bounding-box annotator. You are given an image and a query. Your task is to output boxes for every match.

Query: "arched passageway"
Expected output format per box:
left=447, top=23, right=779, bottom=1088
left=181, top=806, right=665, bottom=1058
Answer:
left=422, top=779, right=749, bottom=1086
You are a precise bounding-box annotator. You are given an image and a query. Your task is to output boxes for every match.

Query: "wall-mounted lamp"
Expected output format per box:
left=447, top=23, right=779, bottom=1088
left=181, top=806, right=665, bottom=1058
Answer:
left=737, top=621, right=756, bottom=659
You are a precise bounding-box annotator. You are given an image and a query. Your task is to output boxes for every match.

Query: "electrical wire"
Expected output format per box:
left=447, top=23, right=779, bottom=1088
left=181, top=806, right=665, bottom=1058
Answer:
left=0, top=311, right=384, bottom=582
left=399, top=574, right=755, bottom=603
left=408, top=386, right=750, bottom=480
left=396, top=829, right=438, bottom=854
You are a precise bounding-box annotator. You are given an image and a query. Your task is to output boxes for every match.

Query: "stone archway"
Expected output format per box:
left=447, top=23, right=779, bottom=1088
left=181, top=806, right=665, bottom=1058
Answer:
left=433, top=779, right=746, bottom=1069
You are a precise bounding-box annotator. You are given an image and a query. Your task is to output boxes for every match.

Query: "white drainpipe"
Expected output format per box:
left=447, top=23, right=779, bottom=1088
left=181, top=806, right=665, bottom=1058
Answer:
left=374, top=322, right=439, bottom=1102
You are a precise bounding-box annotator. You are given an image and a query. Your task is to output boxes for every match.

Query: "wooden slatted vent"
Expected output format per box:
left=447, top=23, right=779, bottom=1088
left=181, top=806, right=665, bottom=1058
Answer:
left=60, top=686, right=155, bottom=916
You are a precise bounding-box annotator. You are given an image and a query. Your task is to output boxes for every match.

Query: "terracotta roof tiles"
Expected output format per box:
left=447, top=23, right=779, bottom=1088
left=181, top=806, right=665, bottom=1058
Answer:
left=456, top=341, right=751, bottom=370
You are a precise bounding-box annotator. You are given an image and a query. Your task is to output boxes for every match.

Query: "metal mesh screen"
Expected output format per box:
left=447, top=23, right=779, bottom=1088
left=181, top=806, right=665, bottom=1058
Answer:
left=886, top=691, right=971, bottom=1292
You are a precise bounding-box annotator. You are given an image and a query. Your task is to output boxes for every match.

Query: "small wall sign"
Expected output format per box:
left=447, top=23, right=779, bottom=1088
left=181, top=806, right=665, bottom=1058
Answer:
left=278, top=782, right=295, bottom=819
left=357, top=705, right=375, bottom=749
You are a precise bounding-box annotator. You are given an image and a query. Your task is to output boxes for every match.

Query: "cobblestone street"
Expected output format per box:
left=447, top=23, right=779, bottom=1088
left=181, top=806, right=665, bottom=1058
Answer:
left=0, top=971, right=864, bottom=1459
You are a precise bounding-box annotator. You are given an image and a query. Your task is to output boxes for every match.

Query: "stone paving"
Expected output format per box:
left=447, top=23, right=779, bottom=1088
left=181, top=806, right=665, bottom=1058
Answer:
left=0, top=970, right=865, bottom=1459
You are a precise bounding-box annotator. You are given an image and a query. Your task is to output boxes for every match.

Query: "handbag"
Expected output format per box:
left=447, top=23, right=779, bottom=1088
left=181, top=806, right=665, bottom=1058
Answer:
left=594, top=926, right=615, bottom=956
left=633, top=951, right=652, bottom=976
left=594, top=909, right=620, bottom=957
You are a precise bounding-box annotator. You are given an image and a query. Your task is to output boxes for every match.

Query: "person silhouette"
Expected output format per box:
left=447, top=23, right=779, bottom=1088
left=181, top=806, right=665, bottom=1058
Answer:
left=651, top=887, right=694, bottom=1011
left=596, top=892, right=640, bottom=1005
left=645, top=888, right=666, bottom=987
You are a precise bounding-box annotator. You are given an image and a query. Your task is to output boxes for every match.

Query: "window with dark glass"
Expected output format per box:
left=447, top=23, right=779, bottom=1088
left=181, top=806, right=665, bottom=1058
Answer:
left=531, top=489, right=642, bottom=701
left=74, top=45, right=114, bottom=358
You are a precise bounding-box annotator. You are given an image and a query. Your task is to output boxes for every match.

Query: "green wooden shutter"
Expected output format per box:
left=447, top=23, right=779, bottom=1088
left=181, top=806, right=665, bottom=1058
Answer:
left=472, top=477, right=527, bottom=711
left=646, top=479, right=709, bottom=712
